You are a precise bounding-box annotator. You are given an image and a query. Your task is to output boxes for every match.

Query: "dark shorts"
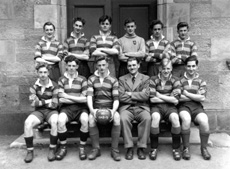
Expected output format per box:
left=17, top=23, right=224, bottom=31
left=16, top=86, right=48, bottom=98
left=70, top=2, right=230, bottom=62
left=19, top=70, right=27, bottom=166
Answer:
left=31, top=109, right=58, bottom=123
left=178, top=101, right=205, bottom=125
left=150, top=103, right=178, bottom=121
left=60, top=104, right=89, bottom=122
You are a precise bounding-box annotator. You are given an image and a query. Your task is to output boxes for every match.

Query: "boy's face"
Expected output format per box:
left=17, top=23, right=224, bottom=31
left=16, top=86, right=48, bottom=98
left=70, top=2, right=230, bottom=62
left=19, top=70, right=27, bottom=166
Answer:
left=38, top=67, right=49, bottom=81
left=161, top=62, right=172, bottom=78
left=73, top=21, right=83, bottom=34
left=186, top=60, right=197, bottom=76
left=66, top=61, right=78, bottom=75
left=124, top=22, right=136, bottom=36
left=44, top=25, right=55, bottom=39
left=99, top=19, right=111, bottom=33
left=97, top=59, right=108, bottom=74
left=127, top=60, right=139, bottom=76
left=178, top=26, right=188, bottom=40
left=152, top=24, right=163, bottom=39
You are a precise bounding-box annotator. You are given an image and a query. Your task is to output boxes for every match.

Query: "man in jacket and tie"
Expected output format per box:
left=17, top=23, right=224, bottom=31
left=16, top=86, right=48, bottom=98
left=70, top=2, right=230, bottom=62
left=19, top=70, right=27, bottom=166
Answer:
left=119, top=57, right=151, bottom=160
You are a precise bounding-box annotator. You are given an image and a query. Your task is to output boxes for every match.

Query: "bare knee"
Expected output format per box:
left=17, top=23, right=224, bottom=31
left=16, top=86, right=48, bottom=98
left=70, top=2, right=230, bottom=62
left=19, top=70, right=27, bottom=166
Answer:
left=169, top=113, right=180, bottom=127
left=113, top=112, right=120, bottom=125
left=151, top=113, right=161, bottom=127
left=179, top=111, right=191, bottom=129
left=80, top=112, right=89, bottom=128
left=89, top=114, right=96, bottom=127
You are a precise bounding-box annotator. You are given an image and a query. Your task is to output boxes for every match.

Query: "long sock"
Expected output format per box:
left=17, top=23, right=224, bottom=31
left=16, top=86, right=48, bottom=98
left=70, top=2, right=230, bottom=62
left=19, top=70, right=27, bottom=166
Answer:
left=200, top=132, right=210, bottom=148
left=150, top=127, right=160, bottom=149
left=50, top=134, right=58, bottom=148
left=171, top=127, right=181, bottom=149
left=58, top=132, right=67, bottom=145
left=111, top=125, right=121, bottom=150
left=89, top=126, right=100, bottom=149
left=80, top=131, right=89, bottom=147
left=24, top=136, right=33, bottom=150
left=181, top=129, right=190, bottom=148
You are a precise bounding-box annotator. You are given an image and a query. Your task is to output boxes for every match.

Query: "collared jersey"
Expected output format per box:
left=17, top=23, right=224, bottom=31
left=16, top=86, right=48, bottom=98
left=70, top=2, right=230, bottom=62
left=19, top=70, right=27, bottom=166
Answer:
left=150, top=74, right=181, bottom=98
left=180, top=72, right=207, bottom=96
left=87, top=71, right=119, bottom=108
left=29, top=79, right=58, bottom=110
left=63, top=32, right=89, bottom=57
left=34, top=36, right=63, bottom=60
left=170, top=37, right=198, bottom=64
left=145, top=36, right=170, bottom=62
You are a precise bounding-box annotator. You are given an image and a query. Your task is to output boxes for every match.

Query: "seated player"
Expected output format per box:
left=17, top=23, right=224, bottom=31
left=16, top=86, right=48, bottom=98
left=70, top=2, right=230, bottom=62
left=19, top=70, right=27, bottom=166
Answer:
left=87, top=56, right=121, bottom=161
left=24, top=63, right=59, bottom=163
left=149, top=58, right=181, bottom=161
left=179, top=55, right=211, bottom=160
left=55, top=55, right=89, bottom=161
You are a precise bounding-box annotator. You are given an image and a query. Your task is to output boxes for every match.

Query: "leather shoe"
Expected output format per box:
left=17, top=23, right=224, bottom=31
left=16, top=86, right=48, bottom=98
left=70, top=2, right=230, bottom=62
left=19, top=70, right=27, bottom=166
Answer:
left=201, top=147, right=211, bottom=160
left=111, top=149, right=121, bottom=161
left=88, top=148, right=101, bottom=160
left=137, top=148, right=146, bottom=160
left=125, top=148, right=133, bottom=160
left=55, top=146, right=67, bottom=160
left=149, top=149, right=158, bottom=160
left=47, top=147, right=56, bottom=161
left=24, top=150, right=34, bottom=163
left=79, top=147, right=87, bottom=160
left=182, top=147, right=191, bottom=160
left=172, top=149, right=181, bottom=161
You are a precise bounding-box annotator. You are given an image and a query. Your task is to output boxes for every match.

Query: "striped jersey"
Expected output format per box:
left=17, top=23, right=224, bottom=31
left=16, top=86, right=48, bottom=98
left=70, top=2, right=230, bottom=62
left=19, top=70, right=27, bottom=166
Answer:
left=87, top=71, right=119, bottom=109
left=150, top=74, right=181, bottom=99
left=145, top=35, right=170, bottom=62
left=58, top=72, right=88, bottom=97
left=63, top=32, right=89, bottom=57
left=89, top=32, right=120, bottom=54
left=180, top=72, right=207, bottom=96
left=29, top=79, right=59, bottom=110
left=170, top=37, right=197, bottom=64
left=35, top=36, right=64, bottom=60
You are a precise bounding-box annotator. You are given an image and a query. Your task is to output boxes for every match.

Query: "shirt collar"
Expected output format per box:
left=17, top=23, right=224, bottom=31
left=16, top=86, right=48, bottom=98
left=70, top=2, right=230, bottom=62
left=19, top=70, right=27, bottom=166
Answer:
left=184, top=72, right=199, bottom=80
left=94, top=70, right=110, bottom=77
left=35, top=78, right=53, bottom=88
left=177, top=36, right=190, bottom=42
left=64, top=72, right=78, bottom=79
left=130, top=72, right=138, bottom=79
left=70, top=32, right=85, bottom=39
left=150, top=34, right=164, bottom=41
left=41, top=36, right=56, bottom=42
left=99, top=30, right=111, bottom=36
left=158, top=73, right=172, bottom=81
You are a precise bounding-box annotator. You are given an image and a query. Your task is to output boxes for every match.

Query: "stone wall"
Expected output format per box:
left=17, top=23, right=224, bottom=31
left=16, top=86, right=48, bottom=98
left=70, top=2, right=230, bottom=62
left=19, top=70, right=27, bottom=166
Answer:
left=158, top=0, right=230, bottom=133
left=0, top=0, right=67, bottom=135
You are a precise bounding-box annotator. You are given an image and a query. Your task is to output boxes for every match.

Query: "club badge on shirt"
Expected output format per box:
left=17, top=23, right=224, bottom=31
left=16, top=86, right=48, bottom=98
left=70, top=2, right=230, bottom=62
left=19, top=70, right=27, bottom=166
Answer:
left=133, top=40, right=136, bottom=45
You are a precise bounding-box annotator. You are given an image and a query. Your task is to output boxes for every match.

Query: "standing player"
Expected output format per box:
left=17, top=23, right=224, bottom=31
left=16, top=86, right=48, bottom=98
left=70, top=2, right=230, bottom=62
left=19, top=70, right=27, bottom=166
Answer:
left=63, top=17, right=91, bottom=78
left=55, top=55, right=89, bottom=161
left=34, top=22, right=63, bottom=83
left=24, top=63, right=59, bottom=163
left=118, top=18, right=146, bottom=77
left=145, top=20, right=170, bottom=77
left=90, top=15, right=120, bottom=77
left=87, top=56, right=121, bottom=161
left=119, top=57, right=151, bottom=160
left=170, top=22, right=198, bottom=78
left=179, top=56, right=211, bottom=160
left=149, top=58, right=181, bottom=161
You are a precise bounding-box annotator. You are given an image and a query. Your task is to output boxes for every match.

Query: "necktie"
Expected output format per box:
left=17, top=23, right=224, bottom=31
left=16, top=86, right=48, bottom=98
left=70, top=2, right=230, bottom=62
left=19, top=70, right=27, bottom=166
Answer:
left=132, top=76, right=135, bottom=84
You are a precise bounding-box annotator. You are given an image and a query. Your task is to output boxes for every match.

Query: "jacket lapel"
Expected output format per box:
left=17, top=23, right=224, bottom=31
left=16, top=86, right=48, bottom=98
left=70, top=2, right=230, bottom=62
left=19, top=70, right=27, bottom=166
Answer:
left=124, top=74, right=133, bottom=90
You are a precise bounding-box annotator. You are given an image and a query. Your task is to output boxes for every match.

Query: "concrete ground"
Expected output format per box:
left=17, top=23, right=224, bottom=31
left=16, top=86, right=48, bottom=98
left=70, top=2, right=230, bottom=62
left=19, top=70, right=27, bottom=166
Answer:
left=1, top=131, right=230, bottom=169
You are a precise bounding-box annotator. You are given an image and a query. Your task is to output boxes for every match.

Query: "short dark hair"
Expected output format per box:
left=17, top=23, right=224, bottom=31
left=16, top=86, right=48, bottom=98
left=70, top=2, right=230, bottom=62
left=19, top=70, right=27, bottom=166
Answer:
left=127, top=57, right=141, bottom=64
left=177, top=22, right=189, bottom=30
left=36, top=62, right=49, bottom=71
left=149, top=20, right=163, bottom=30
left=124, top=18, right=136, bottom=26
left=99, top=15, right=112, bottom=24
left=73, top=17, right=86, bottom=26
left=43, top=22, right=55, bottom=30
left=95, top=56, right=109, bottom=64
left=185, top=55, right=199, bottom=65
left=64, top=55, right=79, bottom=65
